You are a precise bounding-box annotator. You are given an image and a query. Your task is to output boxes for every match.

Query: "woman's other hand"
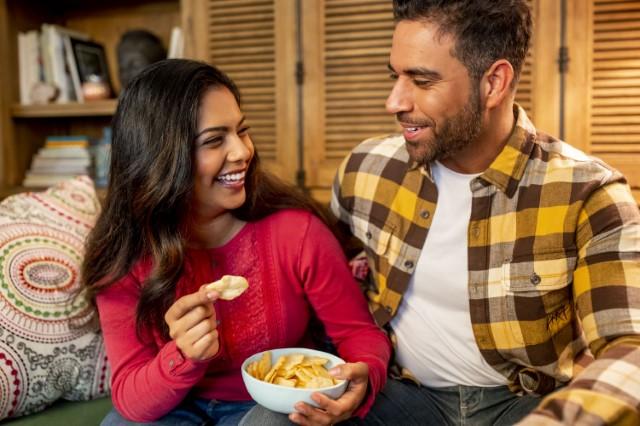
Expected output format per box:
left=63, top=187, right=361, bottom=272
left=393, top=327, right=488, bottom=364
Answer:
left=289, top=361, right=369, bottom=426
left=164, top=286, right=220, bottom=361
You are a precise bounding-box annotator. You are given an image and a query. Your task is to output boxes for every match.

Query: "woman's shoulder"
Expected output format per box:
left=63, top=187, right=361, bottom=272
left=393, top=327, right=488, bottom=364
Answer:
left=256, top=209, right=335, bottom=244
left=259, top=208, right=315, bottom=228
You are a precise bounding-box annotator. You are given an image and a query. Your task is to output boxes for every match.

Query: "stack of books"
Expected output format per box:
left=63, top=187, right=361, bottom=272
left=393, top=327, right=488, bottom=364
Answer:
left=23, top=135, right=92, bottom=188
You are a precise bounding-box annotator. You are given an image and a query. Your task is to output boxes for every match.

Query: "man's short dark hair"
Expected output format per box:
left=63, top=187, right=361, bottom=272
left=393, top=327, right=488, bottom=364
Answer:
left=393, top=0, right=532, bottom=87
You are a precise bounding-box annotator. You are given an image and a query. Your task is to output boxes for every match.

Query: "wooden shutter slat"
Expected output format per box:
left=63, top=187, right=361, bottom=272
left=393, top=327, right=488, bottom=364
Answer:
left=208, top=0, right=276, bottom=161
left=590, top=0, right=640, bottom=158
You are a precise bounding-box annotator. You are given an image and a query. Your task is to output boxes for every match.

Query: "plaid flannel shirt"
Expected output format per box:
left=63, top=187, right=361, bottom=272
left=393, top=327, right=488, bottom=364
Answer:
left=331, top=106, right=640, bottom=424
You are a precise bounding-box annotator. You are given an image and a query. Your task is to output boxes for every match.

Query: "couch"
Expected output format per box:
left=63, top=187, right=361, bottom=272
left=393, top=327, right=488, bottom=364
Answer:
left=0, top=177, right=112, bottom=425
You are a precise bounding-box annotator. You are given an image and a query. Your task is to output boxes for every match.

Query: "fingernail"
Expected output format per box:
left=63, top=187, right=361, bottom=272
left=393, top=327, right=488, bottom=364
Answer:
left=329, top=367, right=340, bottom=375
left=206, top=291, right=217, bottom=300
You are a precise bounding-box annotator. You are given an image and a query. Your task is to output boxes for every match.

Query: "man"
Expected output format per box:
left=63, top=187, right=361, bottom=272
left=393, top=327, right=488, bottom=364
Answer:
left=331, top=1, right=640, bottom=424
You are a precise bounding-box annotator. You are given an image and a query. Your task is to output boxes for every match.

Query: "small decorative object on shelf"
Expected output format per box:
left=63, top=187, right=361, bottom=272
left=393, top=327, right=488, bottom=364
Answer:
left=66, top=37, right=113, bottom=102
left=117, top=29, right=166, bottom=90
left=82, top=75, right=111, bottom=101
left=30, top=82, right=59, bottom=104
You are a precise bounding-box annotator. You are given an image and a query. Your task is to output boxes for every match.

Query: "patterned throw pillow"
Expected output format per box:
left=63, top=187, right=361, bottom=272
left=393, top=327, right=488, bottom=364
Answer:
left=0, top=176, right=111, bottom=420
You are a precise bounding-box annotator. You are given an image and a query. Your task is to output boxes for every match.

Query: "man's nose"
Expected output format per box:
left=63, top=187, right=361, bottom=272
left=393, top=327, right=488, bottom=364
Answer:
left=386, top=78, right=413, bottom=114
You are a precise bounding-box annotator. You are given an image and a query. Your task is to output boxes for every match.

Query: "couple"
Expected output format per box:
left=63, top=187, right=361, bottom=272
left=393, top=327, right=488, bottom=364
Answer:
left=85, top=1, right=640, bottom=425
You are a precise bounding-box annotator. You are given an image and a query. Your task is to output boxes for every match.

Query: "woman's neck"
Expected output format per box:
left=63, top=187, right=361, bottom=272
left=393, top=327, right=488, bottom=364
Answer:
left=187, top=211, right=246, bottom=249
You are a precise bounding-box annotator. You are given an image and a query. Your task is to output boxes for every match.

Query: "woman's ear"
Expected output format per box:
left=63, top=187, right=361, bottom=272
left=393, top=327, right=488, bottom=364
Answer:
left=481, top=59, right=515, bottom=109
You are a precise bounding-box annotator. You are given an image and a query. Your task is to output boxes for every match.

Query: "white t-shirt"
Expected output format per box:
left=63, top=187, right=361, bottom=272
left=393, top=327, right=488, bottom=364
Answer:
left=390, top=161, right=508, bottom=387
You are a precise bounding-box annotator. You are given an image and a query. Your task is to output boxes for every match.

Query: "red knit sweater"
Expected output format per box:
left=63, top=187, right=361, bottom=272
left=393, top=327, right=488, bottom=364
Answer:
left=96, top=209, right=391, bottom=422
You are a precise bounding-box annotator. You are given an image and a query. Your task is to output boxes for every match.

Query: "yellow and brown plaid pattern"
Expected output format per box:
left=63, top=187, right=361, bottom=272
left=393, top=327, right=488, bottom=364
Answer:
left=331, top=106, right=640, bottom=424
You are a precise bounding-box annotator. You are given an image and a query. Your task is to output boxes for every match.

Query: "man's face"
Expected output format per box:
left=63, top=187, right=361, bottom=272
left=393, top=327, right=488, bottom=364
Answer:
left=387, top=20, right=483, bottom=165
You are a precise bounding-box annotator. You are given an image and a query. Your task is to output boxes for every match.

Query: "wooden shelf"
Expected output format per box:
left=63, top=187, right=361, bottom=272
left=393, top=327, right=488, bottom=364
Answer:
left=10, top=100, right=118, bottom=118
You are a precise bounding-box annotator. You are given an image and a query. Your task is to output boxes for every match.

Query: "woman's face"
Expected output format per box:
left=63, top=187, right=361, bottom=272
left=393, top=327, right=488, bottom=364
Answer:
left=192, top=86, right=254, bottom=217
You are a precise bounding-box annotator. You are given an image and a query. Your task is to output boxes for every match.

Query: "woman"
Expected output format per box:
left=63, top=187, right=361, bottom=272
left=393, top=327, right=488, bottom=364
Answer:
left=82, top=59, right=390, bottom=425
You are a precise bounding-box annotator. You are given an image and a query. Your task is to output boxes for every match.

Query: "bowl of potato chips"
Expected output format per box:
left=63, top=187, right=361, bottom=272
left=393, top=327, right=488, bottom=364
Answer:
left=241, top=347, right=349, bottom=414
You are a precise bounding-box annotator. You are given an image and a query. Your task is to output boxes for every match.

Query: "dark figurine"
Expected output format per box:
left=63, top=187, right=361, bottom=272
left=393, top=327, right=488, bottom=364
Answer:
left=116, top=30, right=166, bottom=89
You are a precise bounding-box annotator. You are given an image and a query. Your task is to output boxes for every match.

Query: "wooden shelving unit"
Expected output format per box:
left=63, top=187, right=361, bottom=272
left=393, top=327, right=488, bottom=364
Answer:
left=0, top=0, right=203, bottom=197
left=10, top=100, right=118, bottom=118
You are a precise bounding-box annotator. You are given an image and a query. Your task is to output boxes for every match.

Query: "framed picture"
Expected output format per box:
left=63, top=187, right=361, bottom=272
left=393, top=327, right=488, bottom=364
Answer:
left=64, top=37, right=113, bottom=102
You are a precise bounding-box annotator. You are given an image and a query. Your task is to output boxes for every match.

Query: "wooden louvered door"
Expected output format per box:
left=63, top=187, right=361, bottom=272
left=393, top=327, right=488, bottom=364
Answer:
left=589, top=0, right=640, bottom=201
left=516, top=1, right=536, bottom=120
left=194, top=0, right=298, bottom=180
left=565, top=0, right=640, bottom=202
left=303, top=0, right=396, bottom=201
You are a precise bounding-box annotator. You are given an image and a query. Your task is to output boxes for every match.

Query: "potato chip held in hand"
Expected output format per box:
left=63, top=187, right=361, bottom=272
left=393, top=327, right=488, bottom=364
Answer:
left=205, top=275, right=249, bottom=300
left=245, top=351, right=341, bottom=389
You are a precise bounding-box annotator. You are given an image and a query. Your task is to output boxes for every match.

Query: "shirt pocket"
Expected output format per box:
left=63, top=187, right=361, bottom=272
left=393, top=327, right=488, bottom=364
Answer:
left=502, top=254, right=576, bottom=293
left=501, top=252, right=577, bottom=346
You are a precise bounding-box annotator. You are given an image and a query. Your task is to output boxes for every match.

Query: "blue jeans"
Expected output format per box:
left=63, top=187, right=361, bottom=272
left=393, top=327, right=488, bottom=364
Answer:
left=363, top=378, right=542, bottom=425
left=101, top=398, right=256, bottom=426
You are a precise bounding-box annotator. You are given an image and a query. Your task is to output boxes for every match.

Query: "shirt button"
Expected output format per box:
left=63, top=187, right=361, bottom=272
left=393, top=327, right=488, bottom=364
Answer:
left=404, top=260, right=414, bottom=269
left=471, top=226, right=480, bottom=238
left=420, top=210, right=430, bottom=219
left=530, top=273, right=541, bottom=285
left=169, top=359, right=175, bottom=368
left=365, top=231, right=372, bottom=239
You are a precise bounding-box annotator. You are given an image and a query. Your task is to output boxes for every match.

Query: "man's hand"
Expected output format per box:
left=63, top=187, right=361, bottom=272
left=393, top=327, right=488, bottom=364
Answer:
left=164, top=285, right=220, bottom=361
left=289, top=362, right=369, bottom=426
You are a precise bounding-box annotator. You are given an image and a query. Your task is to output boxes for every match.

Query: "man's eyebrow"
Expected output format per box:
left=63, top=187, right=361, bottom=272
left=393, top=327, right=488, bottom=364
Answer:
left=387, top=63, right=442, bottom=81
left=195, top=116, right=246, bottom=139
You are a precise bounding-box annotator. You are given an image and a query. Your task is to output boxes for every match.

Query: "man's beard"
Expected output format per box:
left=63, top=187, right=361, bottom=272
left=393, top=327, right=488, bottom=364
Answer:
left=400, top=88, right=483, bottom=166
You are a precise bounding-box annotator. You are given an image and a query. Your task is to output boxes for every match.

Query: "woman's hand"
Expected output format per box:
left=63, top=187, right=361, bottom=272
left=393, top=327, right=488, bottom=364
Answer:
left=164, top=286, right=220, bottom=361
left=289, top=361, right=369, bottom=426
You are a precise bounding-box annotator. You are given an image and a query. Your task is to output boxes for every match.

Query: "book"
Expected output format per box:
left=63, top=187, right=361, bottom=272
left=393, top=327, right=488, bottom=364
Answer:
left=45, top=135, right=90, bottom=149
left=18, top=32, right=29, bottom=104
left=17, top=30, right=41, bottom=105
left=36, top=147, right=91, bottom=159
left=63, top=35, right=83, bottom=102
left=41, top=24, right=90, bottom=103
left=168, top=27, right=184, bottom=59
left=23, top=173, right=85, bottom=188
left=31, top=156, right=91, bottom=169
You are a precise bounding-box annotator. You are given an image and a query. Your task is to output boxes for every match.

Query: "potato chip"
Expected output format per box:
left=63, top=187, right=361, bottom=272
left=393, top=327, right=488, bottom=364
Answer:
left=264, top=354, right=286, bottom=383
left=205, top=275, right=249, bottom=300
left=245, top=352, right=341, bottom=389
left=256, top=351, right=272, bottom=381
left=274, top=377, right=297, bottom=387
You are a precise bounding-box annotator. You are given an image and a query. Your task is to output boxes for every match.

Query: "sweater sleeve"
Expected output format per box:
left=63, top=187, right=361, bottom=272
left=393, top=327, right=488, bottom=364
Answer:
left=96, top=272, right=210, bottom=422
left=296, top=213, right=391, bottom=417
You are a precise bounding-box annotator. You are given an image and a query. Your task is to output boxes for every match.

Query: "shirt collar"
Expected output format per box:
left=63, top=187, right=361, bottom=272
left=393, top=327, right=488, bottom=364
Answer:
left=478, top=104, right=536, bottom=197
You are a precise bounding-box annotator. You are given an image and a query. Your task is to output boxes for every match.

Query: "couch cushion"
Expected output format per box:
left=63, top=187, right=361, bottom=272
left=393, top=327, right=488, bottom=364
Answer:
left=0, top=176, right=111, bottom=420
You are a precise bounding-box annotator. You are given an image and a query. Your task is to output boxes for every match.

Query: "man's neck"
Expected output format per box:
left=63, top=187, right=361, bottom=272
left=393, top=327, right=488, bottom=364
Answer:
left=440, top=102, right=516, bottom=174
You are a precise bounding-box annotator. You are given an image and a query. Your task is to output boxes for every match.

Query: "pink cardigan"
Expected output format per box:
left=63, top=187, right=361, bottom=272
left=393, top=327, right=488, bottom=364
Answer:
left=97, top=209, right=391, bottom=422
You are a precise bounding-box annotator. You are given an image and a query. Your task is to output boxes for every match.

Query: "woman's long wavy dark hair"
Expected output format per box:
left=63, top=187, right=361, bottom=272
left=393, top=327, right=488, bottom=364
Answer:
left=82, top=59, right=329, bottom=341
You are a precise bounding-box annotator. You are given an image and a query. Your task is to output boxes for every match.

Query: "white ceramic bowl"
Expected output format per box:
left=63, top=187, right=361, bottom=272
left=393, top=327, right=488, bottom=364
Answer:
left=241, top=347, right=349, bottom=414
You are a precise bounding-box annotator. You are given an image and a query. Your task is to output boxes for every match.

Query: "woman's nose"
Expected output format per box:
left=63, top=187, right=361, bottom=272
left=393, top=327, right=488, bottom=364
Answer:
left=227, top=134, right=253, bottom=163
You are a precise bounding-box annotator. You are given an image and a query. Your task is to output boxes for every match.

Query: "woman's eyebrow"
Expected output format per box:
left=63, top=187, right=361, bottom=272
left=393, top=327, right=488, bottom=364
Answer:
left=195, top=116, right=247, bottom=139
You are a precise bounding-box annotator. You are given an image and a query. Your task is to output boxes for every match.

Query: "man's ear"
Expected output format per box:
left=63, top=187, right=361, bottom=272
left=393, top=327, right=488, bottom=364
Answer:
left=481, top=59, right=515, bottom=109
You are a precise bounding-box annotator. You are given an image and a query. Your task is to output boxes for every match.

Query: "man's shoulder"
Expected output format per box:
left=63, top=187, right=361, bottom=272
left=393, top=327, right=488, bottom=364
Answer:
left=343, top=133, right=408, bottom=172
left=532, top=131, right=620, bottom=184
left=352, top=133, right=405, bottom=154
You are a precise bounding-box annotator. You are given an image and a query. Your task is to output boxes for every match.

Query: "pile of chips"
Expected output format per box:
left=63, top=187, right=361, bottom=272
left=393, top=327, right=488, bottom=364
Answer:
left=246, top=351, right=340, bottom=388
